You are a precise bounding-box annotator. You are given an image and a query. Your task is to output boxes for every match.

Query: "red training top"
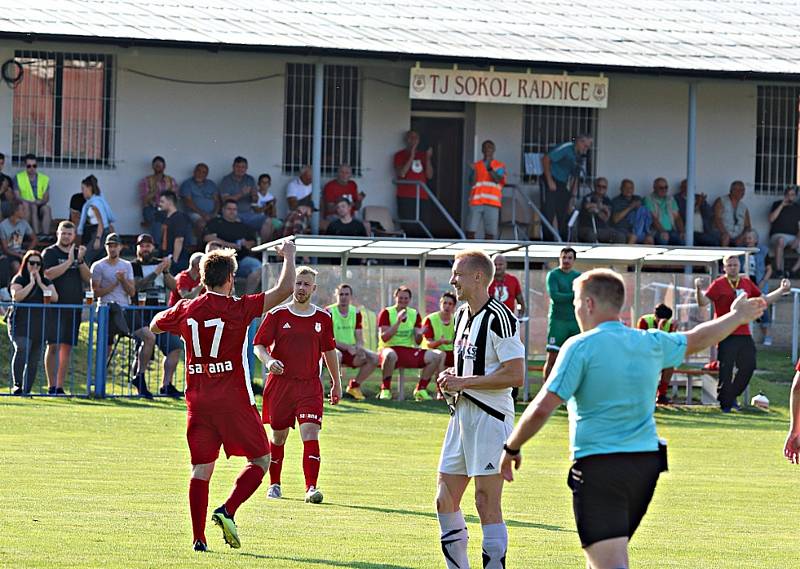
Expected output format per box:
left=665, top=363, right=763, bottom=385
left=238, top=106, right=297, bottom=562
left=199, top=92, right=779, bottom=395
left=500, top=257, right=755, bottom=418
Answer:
left=393, top=149, right=430, bottom=199
left=169, top=269, right=203, bottom=307
left=323, top=180, right=360, bottom=215
left=488, top=274, right=521, bottom=312
left=704, top=275, right=762, bottom=336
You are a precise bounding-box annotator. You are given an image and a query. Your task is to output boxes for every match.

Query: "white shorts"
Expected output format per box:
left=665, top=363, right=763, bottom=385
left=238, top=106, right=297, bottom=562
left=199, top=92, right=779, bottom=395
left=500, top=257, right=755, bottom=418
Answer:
left=438, top=396, right=514, bottom=477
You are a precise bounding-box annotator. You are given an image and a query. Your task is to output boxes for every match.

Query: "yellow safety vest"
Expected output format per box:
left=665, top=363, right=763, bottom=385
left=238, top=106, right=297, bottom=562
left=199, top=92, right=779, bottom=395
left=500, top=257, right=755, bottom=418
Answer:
left=327, top=303, right=357, bottom=345
left=16, top=171, right=49, bottom=201
left=424, top=312, right=454, bottom=351
left=469, top=159, right=505, bottom=208
left=380, top=306, right=418, bottom=349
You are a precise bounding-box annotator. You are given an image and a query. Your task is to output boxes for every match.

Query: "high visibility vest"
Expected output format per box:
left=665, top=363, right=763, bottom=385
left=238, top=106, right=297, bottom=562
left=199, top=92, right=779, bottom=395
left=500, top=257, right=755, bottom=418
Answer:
left=16, top=171, right=49, bottom=201
left=328, top=303, right=357, bottom=345
left=424, top=312, right=454, bottom=352
left=380, top=306, right=418, bottom=349
left=642, top=314, right=672, bottom=331
left=469, top=159, right=506, bottom=208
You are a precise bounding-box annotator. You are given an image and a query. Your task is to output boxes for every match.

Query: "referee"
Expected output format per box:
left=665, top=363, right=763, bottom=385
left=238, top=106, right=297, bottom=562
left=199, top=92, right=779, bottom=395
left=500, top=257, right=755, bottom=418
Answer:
left=436, top=249, right=524, bottom=569
left=500, top=268, right=766, bottom=569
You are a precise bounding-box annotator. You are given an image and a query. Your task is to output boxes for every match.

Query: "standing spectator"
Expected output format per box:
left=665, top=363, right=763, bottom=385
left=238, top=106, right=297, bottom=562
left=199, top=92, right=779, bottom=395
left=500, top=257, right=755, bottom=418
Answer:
left=322, top=164, right=363, bottom=231
left=0, top=200, right=37, bottom=275
left=14, top=154, right=52, bottom=236
left=695, top=255, right=789, bottom=412
left=767, top=186, right=800, bottom=277
left=139, top=155, right=178, bottom=242
left=466, top=140, right=506, bottom=240
left=69, top=191, right=86, bottom=225
left=742, top=229, right=774, bottom=346
left=159, top=191, right=193, bottom=273
left=43, top=221, right=90, bottom=395
left=180, top=162, right=220, bottom=237
left=488, top=254, right=525, bottom=317
left=578, top=177, right=625, bottom=243
left=286, top=165, right=315, bottom=211
left=644, top=178, right=684, bottom=245
left=0, top=152, right=14, bottom=190
left=610, top=179, right=654, bottom=244
left=637, top=303, right=678, bottom=404
left=422, top=291, right=457, bottom=368
left=252, top=174, right=283, bottom=241
left=394, top=130, right=433, bottom=234
left=76, top=175, right=116, bottom=265
left=203, top=200, right=262, bottom=294
left=169, top=252, right=205, bottom=306
left=8, top=250, right=58, bottom=395
left=675, top=179, right=720, bottom=246
left=713, top=180, right=751, bottom=247
left=541, top=134, right=592, bottom=241
left=219, top=156, right=263, bottom=232
left=325, top=198, right=368, bottom=237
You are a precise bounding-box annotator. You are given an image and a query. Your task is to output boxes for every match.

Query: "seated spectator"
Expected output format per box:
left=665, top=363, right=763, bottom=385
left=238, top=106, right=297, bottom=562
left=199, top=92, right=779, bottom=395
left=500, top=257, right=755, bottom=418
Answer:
left=322, top=164, right=363, bottom=231
left=15, top=154, right=52, bottom=236
left=742, top=229, right=773, bottom=346
left=69, top=191, right=85, bottom=225
left=422, top=291, right=457, bottom=368
left=9, top=250, right=58, bottom=395
left=282, top=204, right=314, bottom=237
left=203, top=199, right=262, bottom=294
left=578, top=177, right=625, bottom=243
left=713, top=180, right=751, bottom=247
left=219, top=156, right=264, bottom=231
left=252, top=173, right=284, bottom=241
left=0, top=176, right=17, bottom=219
left=645, top=177, right=684, bottom=245
left=0, top=152, right=13, bottom=190
left=325, top=197, right=368, bottom=237
left=159, top=191, right=192, bottom=273
left=76, top=175, right=116, bottom=266
left=610, top=179, right=654, bottom=244
left=139, top=155, right=178, bottom=242
left=636, top=303, right=677, bottom=405
left=169, top=251, right=205, bottom=306
left=675, top=179, right=720, bottom=246
left=287, top=165, right=315, bottom=211
left=179, top=162, right=220, bottom=236
left=0, top=200, right=37, bottom=275
left=768, top=186, right=800, bottom=277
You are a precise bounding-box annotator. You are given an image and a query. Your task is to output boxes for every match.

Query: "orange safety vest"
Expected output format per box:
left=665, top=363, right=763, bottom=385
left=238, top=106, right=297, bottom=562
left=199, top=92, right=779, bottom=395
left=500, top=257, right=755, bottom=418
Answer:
left=469, top=159, right=506, bottom=208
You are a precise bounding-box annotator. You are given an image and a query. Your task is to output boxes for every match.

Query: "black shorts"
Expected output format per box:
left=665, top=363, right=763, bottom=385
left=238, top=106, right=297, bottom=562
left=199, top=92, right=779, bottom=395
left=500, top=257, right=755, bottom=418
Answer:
left=567, top=451, right=662, bottom=548
left=46, top=307, right=83, bottom=346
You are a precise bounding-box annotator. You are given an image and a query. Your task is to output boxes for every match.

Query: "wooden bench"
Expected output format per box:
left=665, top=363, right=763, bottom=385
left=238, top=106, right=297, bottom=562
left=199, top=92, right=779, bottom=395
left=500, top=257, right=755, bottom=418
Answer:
left=670, top=369, right=719, bottom=405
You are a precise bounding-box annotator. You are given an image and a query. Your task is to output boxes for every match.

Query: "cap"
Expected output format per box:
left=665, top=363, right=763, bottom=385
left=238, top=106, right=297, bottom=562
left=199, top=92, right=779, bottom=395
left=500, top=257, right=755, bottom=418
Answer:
left=136, top=233, right=154, bottom=245
left=105, top=233, right=122, bottom=245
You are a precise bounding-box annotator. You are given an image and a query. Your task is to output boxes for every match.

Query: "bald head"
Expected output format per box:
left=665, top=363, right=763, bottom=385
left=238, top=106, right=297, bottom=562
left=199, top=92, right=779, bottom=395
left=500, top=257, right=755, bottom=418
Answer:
left=492, top=254, right=507, bottom=279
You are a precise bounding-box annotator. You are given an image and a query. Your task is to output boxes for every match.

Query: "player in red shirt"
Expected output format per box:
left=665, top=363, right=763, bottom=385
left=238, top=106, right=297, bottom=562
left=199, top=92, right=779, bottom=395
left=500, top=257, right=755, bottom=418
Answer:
left=254, top=266, right=341, bottom=504
left=487, top=254, right=526, bottom=316
left=168, top=251, right=205, bottom=306
left=785, top=358, right=800, bottom=464
left=150, top=240, right=296, bottom=552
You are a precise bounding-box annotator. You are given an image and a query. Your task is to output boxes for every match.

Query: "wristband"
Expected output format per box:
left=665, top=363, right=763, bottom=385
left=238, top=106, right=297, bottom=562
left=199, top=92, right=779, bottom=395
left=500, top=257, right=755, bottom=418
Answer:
left=503, top=443, right=520, bottom=456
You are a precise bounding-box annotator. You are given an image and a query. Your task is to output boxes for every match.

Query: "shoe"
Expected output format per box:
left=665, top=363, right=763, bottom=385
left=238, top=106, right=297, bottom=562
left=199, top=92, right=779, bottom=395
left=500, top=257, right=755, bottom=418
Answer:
left=378, top=388, right=392, bottom=400
left=11, top=385, right=22, bottom=396
left=305, top=486, right=324, bottom=504
left=131, top=374, right=154, bottom=400
left=250, top=381, right=263, bottom=395
left=55, top=387, right=66, bottom=395
left=193, top=539, right=208, bottom=552
left=721, top=406, right=732, bottom=413
left=731, top=401, right=741, bottom=411
left=211, top=505, right=241, bottom=549
left=656, top=394, right=672, bottom=405
left=48, top=386, right=56, bottom=395
left=763, top=336, right=773, bottom=347
left=159, top=384, right=184, bottom=398
left=345, top=385, right=366, bottom=401
left=413, top=388, right=432, bottom=401
left=267, top=484, right=282, bottom=499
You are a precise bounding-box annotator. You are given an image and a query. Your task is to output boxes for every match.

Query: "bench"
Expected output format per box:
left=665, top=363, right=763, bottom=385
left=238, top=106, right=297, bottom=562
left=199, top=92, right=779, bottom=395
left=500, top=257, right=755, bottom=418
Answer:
left=670, top=369, right=719, bottom=405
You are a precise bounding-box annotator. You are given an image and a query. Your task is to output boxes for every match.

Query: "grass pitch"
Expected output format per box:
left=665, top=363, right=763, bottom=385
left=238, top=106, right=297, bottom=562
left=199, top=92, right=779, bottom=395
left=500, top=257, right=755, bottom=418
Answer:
left=0, top=349, right=797, bottom=568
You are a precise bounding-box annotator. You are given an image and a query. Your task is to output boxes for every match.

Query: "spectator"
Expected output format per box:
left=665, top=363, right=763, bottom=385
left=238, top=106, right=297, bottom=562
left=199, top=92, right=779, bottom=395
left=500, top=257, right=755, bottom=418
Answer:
left=645, top=178, right=684, bottom=245
left=252, top=173, right=284, bottom=241
left=0, top=151, right=13, bottom=190
left=325, top=197, right=368, bottom=237
left=610, top=179, right=654, bottom=244
left=69, top=191, right=85, bottom=225
left=578, top=177, right=625, bottom=243
left=286, top=165, right=315, bottom=211
left=541, top=134, right=592, bottom=241
left=159, top=190, right=192, bottom=273
left=282, top=204, right=314, bottom=238
left=130, top=233, right=183, bottom=398
left=139, top=155, right=178, bottom=242
left=394, top=130, right=433, bottom=235
left=0, top=200, right=37, bottom=275
left=488, top=253, right=526, bottom=317
left=0, top=177, right=17, bottom=219
left=714, top=180, right=751, bottom=247
left=675, top=179, right=720, bottom=246
left=203, top=199, right=262, bottom=294
left=179, top=162, right=220, bottom=237
left=76, top=175, right=116, bottom=265
left=742, top=229, right=774, bottom=346
left=322, top=164, right=363, bottom=231
left=636, top=303, right=677, bottom=404
left=768, top=186, right=800, bottom=277
left=8, top=249, right=58, bottom=395
left=219, top=155, right=269, bottom=232
left=43, top=221, right=90, bottom=395
left=466, top=140, right=506, bottom=240
left=14, top=153, right=52, bottom=236
left=422, top=291, right=457, bottom=368
left=169, top=251, right=205, bottom=306
left=90, top=233, right=153, bottom=399
left=205, top=239, right=224, bottom=253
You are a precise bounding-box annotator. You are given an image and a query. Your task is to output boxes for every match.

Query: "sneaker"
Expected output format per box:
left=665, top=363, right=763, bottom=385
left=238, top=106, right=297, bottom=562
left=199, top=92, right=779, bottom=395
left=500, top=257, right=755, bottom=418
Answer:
left=159, top=384, right=184, bottom=398
left=131, top=374, right=154, bottom=400
left=193, top=539, right=208, bottom=552
left=345, top=385, right=366, bottom=401
left=720, top=406, right=732, bottom=413
left=378, top=388, right=393, bottom=400
left=731, top=401, right=741, bottom=411
left=55, top=387, right=66, bottom=395
left=11, top=386, right=22, bottom=396
left=48, top=386, right=57, bottom=395
left=656, top=394, right=672, bottom=405
left=267, top=484, right=282, bottom=499
left=211, top=505, right=241, bottom=549
left=413, top=388, right=432, bottom=401
left=763, top=336, right=773, bottom=347
left=305, top=486, right=324, bottom=504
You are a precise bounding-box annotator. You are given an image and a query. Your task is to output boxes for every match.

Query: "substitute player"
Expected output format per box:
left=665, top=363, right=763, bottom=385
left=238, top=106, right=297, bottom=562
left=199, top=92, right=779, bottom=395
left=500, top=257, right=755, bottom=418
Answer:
left=422, top=291, right=457, bottom=368
left=543, top=247, right=581, bottom=381
left=488, top=254, right=526, bottom=317
left=435, top=250, right=524, bottom=569
left=150, top=240, right=296, bottom=552
left=254, top=266, right=342, bottom=504
left=328, top=283, right=379, bottom=401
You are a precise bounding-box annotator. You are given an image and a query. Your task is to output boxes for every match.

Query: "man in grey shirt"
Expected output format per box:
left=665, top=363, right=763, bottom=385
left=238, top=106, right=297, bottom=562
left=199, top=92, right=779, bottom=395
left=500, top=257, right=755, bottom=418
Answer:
left=0, top=200, right=37, bottom=275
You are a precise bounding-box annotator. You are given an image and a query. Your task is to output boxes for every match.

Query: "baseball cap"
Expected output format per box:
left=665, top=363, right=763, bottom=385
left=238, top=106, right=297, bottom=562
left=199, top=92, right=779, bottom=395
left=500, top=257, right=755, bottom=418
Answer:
left=105, top=233, right=122, bottom=245
left=136, top=233, right=154, bottom=245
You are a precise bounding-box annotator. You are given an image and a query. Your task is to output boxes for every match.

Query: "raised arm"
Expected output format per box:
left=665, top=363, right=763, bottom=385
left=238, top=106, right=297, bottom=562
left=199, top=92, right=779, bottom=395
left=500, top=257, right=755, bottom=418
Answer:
left=682, top=294, right=766, bottom=354
left=261, top=239, right=296, bottom=313
left=694, top=277, right=710, bottom=307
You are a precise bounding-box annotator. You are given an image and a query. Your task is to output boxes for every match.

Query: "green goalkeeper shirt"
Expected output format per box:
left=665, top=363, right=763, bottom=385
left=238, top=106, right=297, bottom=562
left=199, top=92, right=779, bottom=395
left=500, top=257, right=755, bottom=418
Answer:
left=546, top=268, right=581, bottom=322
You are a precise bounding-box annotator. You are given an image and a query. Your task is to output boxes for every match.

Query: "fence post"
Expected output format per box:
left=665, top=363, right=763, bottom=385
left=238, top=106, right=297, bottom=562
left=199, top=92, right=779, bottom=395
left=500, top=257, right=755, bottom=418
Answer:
left=85, top=305, right=95, bottom=396
left=93, top=305, right=109, bottom=398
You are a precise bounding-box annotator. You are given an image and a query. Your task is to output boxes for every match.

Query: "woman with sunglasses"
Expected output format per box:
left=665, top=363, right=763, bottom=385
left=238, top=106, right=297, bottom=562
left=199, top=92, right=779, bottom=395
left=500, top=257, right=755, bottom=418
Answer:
left=9, top=249, right=58, bottom=395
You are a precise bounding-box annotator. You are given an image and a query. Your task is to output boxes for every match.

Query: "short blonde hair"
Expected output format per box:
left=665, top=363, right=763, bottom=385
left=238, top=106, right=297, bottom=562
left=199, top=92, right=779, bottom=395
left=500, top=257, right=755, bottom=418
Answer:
left=296, top=265, right=318, bottom=278
left=574, top=268, right=625, bottom=311
left=454, top=250, right=495, bottom=282
left=722, top=254, right=740, bottom=264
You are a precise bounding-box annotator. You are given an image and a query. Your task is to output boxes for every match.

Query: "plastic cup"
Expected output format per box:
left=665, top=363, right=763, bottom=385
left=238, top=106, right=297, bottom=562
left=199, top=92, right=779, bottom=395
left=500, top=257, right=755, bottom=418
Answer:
left=137, top=293, right=147, bottom=307
left=43, top=290, right=52, bottom=305
left=84, top=290, right=94, bottom=305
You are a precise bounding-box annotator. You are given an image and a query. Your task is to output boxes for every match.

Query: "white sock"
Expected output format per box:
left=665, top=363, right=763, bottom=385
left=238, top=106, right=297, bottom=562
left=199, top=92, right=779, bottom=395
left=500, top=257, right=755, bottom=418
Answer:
left=481, top=522, right=507, bottom=569
left=438, top=510, right=470, bottom=569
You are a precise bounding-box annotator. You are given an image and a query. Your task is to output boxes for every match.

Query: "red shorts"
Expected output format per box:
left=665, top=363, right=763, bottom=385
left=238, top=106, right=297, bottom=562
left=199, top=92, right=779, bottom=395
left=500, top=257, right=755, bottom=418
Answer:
left=443, top=350, right=454, bottom=368
left=186, top=404, right=270, bottom=465
left=381, top=346, right=428, bottom=368
left=340, top=350, right=357, bottom=368
left=263, top=377, right=324, bottom=431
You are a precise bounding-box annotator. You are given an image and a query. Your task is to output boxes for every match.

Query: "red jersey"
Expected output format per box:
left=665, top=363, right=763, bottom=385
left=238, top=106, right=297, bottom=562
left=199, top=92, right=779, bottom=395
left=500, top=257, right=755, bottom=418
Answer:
left=169, top=269, right=203, bottom=306
left=488, top=274, right=521, bottom=312
left=254, top=304, right=336, bottom=381
left=393, top=149, right=430, bottom=199
left=322, top=180, right=360, bottom=215
left=705, top=275, right=762, bottom=336
left=377, top=308, right=423, bottom=328
left=156, top=291, right=265, bottom=413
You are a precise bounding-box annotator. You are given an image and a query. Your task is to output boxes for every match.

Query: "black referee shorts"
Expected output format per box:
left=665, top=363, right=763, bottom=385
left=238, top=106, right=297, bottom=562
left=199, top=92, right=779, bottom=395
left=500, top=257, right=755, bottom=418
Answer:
left=567, top=451, right=662, bottom=548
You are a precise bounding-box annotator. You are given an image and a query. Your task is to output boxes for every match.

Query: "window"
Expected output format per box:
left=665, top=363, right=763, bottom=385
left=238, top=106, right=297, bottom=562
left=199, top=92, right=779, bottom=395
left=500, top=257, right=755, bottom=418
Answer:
left=12, top=51, right=115, bottom=168
left=521, top=105, right=598, bottom=187
left=283, top=63, right=361, bottom=176
left=755, top=85, right=800, bottom=195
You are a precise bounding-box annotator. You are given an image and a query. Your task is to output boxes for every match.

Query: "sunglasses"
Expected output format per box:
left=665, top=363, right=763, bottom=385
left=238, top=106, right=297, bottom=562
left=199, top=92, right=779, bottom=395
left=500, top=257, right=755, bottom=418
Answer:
left=26, top=163, right=37, bottom=169
left=28, top=260, right=41, bottom=266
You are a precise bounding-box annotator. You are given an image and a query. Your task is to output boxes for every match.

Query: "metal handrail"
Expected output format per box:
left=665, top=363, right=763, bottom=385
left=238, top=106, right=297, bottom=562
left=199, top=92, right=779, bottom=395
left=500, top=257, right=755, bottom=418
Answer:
left=394, top=179, right=465, bottom=239
left=504, top=184, right=562, bottom=243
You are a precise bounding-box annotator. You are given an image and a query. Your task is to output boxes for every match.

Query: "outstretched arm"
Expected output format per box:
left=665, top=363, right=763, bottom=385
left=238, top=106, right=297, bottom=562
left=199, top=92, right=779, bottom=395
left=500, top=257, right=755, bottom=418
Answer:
left=683, top=295, right=766, bottom=354
left=262, top=239, right=296, bottom=313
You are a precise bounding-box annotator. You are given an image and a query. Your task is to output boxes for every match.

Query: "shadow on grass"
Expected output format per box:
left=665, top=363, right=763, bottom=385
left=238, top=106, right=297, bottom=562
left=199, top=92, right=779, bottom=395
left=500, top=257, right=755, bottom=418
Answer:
left=654, top=405, right=785, bottom=430
left=238, top=553, right=413, bottom=569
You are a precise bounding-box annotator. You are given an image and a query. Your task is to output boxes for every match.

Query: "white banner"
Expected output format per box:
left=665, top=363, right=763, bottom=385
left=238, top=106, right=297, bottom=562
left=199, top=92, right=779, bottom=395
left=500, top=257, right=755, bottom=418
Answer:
left=409, top=68, right=608, bottom=108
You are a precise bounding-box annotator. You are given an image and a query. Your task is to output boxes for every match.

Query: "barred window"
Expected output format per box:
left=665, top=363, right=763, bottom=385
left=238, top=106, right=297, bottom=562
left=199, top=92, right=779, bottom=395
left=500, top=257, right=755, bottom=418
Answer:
left=755, top=86, right=800, bottom=195
left=283, top=63, right=361, bottom=176
left=521, top=105, right=598, bottom=186
left=12, top=51, right=115, bottom=168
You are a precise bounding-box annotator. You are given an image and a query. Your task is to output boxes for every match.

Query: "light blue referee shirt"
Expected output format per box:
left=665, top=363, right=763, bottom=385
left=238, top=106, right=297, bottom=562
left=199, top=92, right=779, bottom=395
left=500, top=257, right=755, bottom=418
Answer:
left=544, top=320, right=687, bottom=460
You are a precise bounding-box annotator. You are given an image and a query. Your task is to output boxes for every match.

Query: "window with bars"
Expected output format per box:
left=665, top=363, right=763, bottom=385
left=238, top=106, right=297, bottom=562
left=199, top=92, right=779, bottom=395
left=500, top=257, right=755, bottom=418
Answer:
left=12, top=51, right=115, bottom=168
left=521, top=105, right=597, bottom=186
left=755, top=85, right=800, bottom=195
left=283, top=63, right=361, bottom=176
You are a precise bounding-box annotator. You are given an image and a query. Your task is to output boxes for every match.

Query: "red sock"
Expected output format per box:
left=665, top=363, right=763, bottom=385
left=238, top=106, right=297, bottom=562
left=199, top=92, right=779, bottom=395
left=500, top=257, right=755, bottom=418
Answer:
left=348, top=379, right=360, bottom=388
left=381, top=377, right=392, bottom=390
left=269, top=444, right=285, bottom=486
left=416, top=378, right=430, bottom=390
left=224, top=463, right=265, bottom=516
left=189, top=478, right=209, bottom=544
left=303, top=439, right=321, bottom=490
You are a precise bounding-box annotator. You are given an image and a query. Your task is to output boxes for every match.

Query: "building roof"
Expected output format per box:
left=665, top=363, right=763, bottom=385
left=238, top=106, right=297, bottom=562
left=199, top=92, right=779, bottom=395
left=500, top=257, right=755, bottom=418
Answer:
left=4, top=1, right=800, bottom=78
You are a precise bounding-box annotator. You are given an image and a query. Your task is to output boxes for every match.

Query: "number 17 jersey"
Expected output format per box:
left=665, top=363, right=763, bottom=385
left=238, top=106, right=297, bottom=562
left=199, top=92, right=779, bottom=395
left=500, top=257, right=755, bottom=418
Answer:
left=156, top=291, right=265, bottom=414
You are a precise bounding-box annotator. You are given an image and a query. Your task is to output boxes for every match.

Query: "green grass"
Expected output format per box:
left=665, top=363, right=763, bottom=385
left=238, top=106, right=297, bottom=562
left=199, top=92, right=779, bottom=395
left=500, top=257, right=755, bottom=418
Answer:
left=0, top=350, right=797, bottom=568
